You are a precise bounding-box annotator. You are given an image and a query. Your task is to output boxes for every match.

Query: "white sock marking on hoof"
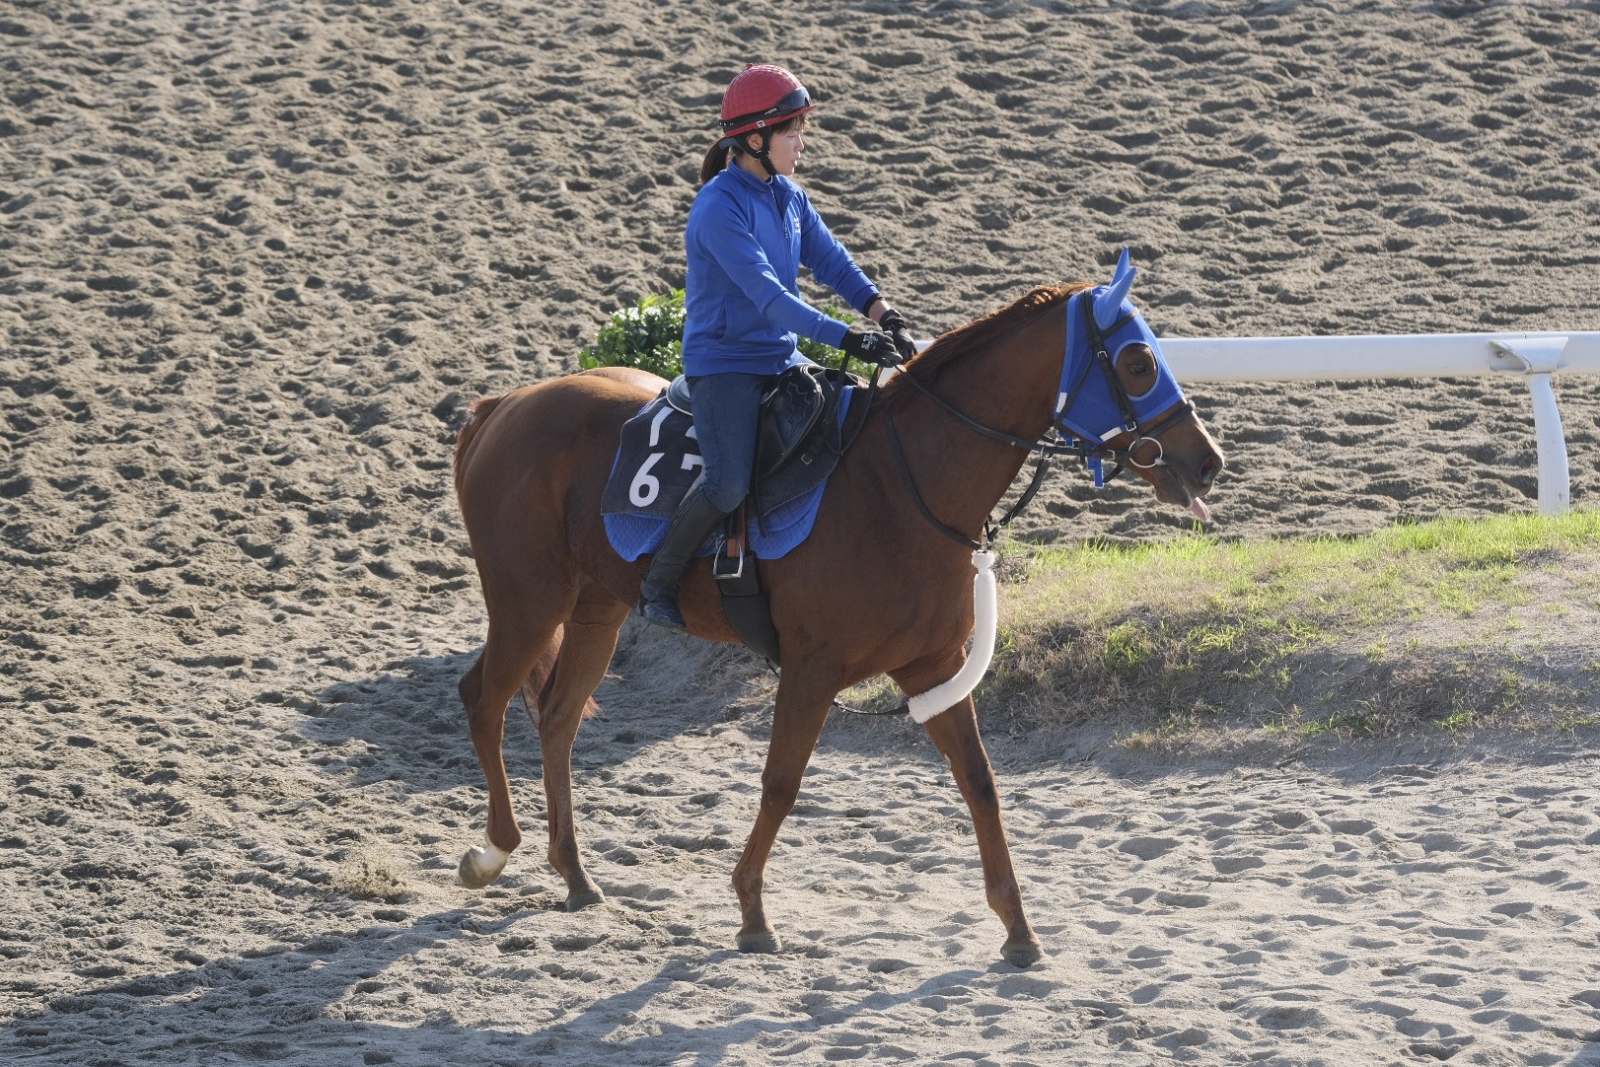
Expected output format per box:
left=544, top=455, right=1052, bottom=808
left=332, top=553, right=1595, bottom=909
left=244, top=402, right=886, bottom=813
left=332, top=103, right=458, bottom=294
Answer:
left=467, top=839, right=509, bottom=875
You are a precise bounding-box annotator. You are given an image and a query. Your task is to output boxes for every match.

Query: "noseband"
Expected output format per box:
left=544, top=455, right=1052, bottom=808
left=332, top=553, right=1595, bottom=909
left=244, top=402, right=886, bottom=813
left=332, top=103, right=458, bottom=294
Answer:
left=885, top=290, right=1194, bottom=550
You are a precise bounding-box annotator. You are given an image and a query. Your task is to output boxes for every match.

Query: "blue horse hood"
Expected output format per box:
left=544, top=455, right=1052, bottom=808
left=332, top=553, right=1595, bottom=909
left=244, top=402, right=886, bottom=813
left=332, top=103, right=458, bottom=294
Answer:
left=1056, top=285, right=1184, bottom=445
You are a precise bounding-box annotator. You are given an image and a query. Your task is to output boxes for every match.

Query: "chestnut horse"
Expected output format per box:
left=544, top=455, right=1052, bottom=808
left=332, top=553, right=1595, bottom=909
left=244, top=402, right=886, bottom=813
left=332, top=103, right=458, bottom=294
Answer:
left=451, top=273, right=1224, bottom=966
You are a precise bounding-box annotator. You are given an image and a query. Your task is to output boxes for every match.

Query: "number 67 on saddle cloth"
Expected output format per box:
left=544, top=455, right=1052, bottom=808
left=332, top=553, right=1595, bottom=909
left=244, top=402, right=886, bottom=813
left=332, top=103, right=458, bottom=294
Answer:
left=600, top=380, right=858, bottom=564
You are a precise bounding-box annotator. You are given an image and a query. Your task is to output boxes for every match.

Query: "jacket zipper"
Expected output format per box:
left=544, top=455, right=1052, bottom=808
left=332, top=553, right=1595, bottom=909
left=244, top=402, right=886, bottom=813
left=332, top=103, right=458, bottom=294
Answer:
left=770, top=185, right=791, bottom=278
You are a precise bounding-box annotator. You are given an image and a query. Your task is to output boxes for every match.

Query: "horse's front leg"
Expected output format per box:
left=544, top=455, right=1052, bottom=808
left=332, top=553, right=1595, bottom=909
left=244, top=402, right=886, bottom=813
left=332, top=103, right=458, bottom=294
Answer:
left=912, top=688, right=1042, bottom=967
left=730, top=668, right=835, bottom=954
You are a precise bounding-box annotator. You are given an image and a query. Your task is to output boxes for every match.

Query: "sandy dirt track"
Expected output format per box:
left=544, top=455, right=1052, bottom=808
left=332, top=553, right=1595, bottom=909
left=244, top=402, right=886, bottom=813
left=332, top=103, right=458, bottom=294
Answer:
left=4, top=1, right=1600, bottom=1064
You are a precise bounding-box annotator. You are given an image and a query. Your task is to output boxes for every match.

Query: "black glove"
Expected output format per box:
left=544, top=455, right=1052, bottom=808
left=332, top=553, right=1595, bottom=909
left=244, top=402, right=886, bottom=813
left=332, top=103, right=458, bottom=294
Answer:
left=840, top=323, right=903, bottom=367
left=878, top=308, right=917, bottom=362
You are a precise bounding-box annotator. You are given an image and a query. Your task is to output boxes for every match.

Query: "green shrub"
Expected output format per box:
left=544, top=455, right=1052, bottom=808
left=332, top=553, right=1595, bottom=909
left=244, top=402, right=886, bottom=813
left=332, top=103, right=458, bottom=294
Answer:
left=578, top=288, right=875, bottom=378
left=577, top=290, right=686, bottom=379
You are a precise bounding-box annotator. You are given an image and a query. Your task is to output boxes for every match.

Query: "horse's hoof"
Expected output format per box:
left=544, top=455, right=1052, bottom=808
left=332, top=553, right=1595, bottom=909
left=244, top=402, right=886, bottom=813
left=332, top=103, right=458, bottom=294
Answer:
left=458, top=844, right=509, bottom=889
left=1001, top=936, right=1043, bottom=967
left=737, top=929, right=782, bottom=954
left=565, top=888, right=605, bottom=912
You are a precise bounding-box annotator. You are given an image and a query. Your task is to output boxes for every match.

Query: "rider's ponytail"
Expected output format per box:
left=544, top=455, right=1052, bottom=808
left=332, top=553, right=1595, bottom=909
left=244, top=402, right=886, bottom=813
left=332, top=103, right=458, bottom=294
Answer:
left=700, top=139, right=733, bottom=184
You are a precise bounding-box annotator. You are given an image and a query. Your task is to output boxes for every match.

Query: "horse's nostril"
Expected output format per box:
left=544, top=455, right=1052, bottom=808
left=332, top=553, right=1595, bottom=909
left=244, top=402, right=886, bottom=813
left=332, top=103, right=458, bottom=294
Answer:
left=1199, top=455, right=1220, bottom=486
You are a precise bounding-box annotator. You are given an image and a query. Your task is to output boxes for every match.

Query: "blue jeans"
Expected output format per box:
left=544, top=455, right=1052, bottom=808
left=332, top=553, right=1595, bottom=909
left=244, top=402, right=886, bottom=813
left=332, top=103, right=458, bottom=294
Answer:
left=687, top=372, right=773, bottom=514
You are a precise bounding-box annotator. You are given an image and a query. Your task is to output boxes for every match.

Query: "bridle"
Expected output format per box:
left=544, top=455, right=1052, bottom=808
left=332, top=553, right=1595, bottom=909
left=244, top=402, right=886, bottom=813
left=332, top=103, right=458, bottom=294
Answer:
left=821, top=288, right=1195, bottom=717
left=883, top=289, right=1196, bottom=551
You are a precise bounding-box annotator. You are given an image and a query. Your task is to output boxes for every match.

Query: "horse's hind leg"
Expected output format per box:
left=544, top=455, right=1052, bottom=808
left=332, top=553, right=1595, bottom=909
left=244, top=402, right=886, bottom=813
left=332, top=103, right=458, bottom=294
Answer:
left=458, top=589, right=575, bottom=889
left=535, top=584, right=627, bottom=911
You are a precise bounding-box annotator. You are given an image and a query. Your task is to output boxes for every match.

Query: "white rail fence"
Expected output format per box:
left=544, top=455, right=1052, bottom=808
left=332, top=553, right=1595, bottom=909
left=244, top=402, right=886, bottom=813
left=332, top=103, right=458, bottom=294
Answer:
left=1158, top=332, right=1600, bottom=516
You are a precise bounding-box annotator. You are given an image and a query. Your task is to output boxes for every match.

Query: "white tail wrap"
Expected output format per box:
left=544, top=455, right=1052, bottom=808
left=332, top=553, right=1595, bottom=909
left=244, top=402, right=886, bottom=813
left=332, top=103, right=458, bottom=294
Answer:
left=906, top=550, right=998, bottom=724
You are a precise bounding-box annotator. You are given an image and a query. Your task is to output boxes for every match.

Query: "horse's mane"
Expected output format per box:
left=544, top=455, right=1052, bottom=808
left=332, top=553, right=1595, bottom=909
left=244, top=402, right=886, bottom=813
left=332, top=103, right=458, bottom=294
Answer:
left=893, top=282, right=1090, bottom=387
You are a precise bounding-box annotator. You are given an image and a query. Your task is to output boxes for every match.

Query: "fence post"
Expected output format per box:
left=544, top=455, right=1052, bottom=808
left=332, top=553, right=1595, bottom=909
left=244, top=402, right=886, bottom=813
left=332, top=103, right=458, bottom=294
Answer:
left=1491, top=338, right=1571, bottom=516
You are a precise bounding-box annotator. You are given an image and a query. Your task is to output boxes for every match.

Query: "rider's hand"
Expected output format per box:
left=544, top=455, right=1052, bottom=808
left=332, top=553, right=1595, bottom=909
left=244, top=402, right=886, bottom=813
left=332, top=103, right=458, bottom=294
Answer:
left=840, top=323, right=903, bottom=367
left=877, top=308, right=917, bottom=362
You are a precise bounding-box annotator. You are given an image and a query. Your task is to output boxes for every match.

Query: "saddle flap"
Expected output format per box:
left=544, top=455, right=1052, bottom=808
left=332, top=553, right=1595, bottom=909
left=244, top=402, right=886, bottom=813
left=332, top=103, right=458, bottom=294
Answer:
left=754, top=365, right=828, bottom=481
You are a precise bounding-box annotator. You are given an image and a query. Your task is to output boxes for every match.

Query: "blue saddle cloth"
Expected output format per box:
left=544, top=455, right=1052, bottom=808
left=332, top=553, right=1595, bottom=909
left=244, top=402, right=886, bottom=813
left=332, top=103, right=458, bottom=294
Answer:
left=603, top=385, right=856, bottom=563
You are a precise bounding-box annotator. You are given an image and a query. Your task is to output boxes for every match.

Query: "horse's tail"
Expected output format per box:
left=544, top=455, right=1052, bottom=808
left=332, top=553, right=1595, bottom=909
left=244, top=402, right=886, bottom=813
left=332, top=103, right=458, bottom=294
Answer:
left=453, top=393, right=506, bottom=499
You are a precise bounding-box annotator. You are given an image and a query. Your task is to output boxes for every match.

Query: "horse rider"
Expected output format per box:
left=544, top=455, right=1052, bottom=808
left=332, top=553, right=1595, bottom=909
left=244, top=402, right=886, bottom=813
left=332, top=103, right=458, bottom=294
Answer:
left=637, top=63, right=918, bottom=630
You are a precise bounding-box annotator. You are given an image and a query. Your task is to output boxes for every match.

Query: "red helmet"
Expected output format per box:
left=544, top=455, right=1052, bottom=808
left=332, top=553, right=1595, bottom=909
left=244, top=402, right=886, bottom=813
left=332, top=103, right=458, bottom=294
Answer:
left=720, top=64, right=813, bottom=138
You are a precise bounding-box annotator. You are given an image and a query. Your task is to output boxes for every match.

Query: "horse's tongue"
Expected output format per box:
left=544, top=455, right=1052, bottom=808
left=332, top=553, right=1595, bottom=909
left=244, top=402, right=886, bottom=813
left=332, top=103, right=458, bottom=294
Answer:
left=1189, top=497, right=1212, bottom=524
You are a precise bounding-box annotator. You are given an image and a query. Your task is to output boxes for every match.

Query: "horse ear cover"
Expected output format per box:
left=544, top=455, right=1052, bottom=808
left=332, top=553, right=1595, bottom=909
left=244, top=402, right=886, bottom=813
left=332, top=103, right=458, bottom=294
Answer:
left=1092, top=248, right=1137, bottom=332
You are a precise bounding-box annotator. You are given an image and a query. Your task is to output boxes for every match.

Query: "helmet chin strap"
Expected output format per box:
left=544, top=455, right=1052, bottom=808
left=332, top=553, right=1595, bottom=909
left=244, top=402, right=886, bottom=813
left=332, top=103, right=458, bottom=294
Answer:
left=741, top=132, right=778, bottom=178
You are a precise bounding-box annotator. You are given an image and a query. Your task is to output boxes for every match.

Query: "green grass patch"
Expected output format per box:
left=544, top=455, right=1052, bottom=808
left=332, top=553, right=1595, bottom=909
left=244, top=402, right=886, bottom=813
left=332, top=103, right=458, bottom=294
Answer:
left=978, top=510, right=1600, bottom=747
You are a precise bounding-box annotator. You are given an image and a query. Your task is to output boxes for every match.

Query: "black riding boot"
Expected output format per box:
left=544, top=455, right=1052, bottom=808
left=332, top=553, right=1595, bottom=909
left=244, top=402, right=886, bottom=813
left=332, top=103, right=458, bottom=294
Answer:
left=638, top=486, right=727, bottom=631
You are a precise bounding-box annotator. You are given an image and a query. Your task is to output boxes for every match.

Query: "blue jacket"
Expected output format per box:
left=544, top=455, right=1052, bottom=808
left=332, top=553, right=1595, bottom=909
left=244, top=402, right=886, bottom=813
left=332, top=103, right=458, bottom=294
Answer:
left=682, top=163, right=879, bottom=377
